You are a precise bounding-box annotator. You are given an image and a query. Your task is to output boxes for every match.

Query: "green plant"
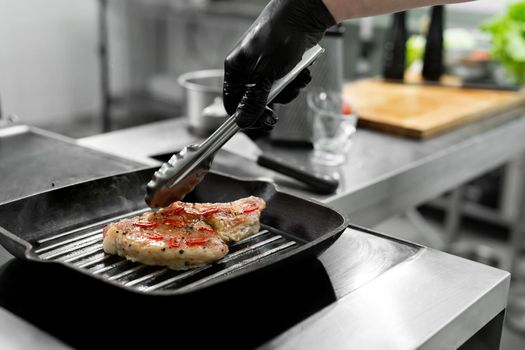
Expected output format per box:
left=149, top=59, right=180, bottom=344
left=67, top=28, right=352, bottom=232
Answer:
left=406, top=29, right=476, bottom=69
left=481, top=0, right=525, bottom=85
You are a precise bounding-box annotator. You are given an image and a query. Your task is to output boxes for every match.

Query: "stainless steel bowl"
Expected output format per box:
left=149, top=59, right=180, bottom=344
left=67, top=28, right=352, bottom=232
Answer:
left=178, top=69, right=228, bottom=136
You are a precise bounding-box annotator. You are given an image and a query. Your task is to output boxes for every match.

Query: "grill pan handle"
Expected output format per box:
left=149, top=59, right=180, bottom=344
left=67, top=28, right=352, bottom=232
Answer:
left=0, top=226, right=36, bottom=260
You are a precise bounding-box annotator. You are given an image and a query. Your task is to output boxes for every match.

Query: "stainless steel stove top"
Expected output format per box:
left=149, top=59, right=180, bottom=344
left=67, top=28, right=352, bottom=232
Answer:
left=0, top=124, right=144, bottom=204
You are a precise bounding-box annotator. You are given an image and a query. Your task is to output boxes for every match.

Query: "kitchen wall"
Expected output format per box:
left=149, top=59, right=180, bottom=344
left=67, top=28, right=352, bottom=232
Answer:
left=0, top=0, right=100, bottom=124
left=0, top=0, right=154, bottom=127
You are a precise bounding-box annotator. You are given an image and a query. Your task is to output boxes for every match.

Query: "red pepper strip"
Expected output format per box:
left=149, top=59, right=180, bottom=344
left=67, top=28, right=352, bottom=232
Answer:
left=342, top=101, right=352, bottom=115
left=197, top=227, right=216, bottom=234
left=143, top=232, right=164, bottom=240
left=133, top=221, right=158, bottom=229
left=162, top=207, right=185, bottom=216
left=199, top=208, right=220, bottom=216
left=243, top=206, right=259, bottom=214
left=186, top=237, right=208, bottom=246
left=167, top=236, right=182, bottom=248
left=163, top=219, right=185, bottom=227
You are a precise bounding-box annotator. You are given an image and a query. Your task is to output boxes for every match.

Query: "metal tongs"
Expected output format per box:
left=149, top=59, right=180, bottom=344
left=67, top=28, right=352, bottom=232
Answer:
left=145, top=45, right=325, bottom=208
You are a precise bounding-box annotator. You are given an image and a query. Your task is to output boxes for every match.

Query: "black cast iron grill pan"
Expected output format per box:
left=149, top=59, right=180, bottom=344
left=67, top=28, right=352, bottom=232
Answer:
left=0, top=168, right=347, bottom=295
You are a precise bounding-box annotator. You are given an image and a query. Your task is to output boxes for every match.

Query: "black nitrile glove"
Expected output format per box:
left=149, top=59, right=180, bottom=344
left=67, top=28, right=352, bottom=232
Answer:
left=223, top=0, right=336, bottom=131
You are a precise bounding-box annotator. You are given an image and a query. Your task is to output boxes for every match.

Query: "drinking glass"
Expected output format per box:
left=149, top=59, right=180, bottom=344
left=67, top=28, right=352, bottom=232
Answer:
left=308, top=89, right=357, bottom=166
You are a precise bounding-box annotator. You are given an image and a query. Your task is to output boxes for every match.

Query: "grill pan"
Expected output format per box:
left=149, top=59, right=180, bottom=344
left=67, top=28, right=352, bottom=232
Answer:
left=0, top=168, right=347, bottom=295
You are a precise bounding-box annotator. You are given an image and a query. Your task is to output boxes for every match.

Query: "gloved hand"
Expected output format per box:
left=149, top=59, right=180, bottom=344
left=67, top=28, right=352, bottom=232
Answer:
left=223, top=0, right=336, bottom=131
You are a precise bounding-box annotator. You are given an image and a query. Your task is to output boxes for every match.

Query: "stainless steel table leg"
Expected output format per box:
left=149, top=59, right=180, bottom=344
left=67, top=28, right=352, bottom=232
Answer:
left=404, top=185, right=465, bottom=251
left=405, top=208, right=445, bottom=249
left=444, top=185, right=465, bottom=251
left=506, top=154, right=525, bottom=333
left=500, top=158, right=525, bottom=224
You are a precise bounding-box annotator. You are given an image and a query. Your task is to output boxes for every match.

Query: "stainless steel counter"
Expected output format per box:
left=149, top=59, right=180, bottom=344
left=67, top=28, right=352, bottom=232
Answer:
left=0, top=125, right=145, bottom=204
left=0, top=103, right=523, bottom=348
left=80, top=104, right=525, bottom=228
left=271, top=228, right=509, bottom=350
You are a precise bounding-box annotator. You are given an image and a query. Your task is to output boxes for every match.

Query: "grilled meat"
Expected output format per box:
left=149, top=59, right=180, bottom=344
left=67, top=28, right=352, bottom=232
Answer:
left=103, top=196, right=266, bottom=270
left=163, top=196, right=266, bottom=243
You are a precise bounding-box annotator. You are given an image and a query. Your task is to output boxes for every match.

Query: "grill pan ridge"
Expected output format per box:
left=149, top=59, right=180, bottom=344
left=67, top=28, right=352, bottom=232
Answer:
left=0, top=168, right=348, bottom=295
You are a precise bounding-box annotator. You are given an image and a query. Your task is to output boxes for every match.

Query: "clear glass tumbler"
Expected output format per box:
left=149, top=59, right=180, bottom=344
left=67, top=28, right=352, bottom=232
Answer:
left=308, top=89, right=357, bottom=166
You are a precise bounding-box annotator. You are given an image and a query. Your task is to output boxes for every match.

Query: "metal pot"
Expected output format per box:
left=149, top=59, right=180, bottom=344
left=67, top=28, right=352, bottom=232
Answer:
left=178, top=69, right=228, bottom=136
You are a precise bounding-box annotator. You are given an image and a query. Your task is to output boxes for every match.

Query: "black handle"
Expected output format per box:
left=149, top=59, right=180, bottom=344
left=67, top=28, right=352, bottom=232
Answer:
left=382, top=11, right=407, bottom=81
left=257, top=155, right=339, bottom=194
left=422, top=5, right=445, bottom=81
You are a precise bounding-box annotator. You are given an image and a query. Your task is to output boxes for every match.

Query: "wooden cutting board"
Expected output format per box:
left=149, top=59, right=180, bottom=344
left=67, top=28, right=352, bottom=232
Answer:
left=343, top=79, right=525, bottom=139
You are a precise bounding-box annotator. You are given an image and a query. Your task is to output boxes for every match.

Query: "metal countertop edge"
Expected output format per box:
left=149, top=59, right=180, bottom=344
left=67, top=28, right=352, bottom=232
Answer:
left=259, top=247, right=510, bottom=350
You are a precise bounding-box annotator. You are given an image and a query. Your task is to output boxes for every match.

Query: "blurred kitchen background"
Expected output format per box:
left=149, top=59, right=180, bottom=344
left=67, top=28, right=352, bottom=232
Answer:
left=0, top=0, right=515, bottom=136
left=2, top=0, right=525, bottom=348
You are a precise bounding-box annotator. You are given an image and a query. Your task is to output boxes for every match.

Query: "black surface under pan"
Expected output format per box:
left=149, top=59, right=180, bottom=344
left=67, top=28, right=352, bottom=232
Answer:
left=0, top=168, right=348, bottom=295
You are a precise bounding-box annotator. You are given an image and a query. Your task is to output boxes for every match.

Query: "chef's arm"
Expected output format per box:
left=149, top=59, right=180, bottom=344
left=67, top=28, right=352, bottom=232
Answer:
left=324, top=0, right=473, bottom=22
